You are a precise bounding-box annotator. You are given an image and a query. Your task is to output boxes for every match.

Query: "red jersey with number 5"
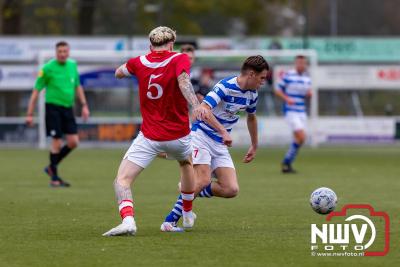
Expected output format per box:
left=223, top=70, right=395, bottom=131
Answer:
left=125, top=51, right=191, bottom=141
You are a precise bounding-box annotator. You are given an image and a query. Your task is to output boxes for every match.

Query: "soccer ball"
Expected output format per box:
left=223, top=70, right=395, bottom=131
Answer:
left=310, top=187, right=337, bottom=214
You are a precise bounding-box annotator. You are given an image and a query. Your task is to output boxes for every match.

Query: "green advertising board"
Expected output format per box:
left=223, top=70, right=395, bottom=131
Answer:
left=260, top=38, right=400, bottom=62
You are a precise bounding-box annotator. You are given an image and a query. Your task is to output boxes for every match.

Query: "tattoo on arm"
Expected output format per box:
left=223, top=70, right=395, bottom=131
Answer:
left=178, top=72, right=200, bottom=108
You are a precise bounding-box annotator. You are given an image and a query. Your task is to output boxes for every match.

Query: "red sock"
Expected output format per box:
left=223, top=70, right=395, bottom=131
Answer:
left=181, top=191, right=194, bottom=212
left=119, top=199, right=134, bottom=219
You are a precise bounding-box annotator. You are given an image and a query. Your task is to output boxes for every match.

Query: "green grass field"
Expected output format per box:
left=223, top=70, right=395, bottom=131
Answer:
left=0, top=147, right=399, bottom=267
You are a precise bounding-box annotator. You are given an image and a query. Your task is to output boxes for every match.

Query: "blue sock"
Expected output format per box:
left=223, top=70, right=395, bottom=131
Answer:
left=164, top=195, right=183, bottom=223
left=198, top=183, right=213, bottom=198
left=283, top=142, right=301, bottom=165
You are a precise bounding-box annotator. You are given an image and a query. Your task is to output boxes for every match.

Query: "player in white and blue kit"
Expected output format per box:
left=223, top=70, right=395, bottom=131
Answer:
left=161, top=56, right=269, bottom=232
left=275, top=55, right=312, bottom=173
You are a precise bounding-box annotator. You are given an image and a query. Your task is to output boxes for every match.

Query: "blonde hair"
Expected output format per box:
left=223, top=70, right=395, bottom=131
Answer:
left=149, top=26, right=176, bottom=47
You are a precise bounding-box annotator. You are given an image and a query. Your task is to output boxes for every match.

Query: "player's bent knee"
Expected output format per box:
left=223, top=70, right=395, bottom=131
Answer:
left=51, top=138, right=63, bottom=151
left=69, top=141, right=79, bottom=149
left=229, top=186, right=240, bottom=198
left=67, top=138, right=79, bottom=149
left=223, top=185, right=239, bottom=198
left=294, top=131, right=306, bottom=145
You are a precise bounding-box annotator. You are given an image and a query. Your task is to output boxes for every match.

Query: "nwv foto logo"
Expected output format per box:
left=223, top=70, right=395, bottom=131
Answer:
left=310, top=204, right=390, bottom=256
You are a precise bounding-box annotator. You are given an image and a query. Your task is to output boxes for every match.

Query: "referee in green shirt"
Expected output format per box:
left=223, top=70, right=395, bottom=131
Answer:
left=26, top=41, right=90, bottom=187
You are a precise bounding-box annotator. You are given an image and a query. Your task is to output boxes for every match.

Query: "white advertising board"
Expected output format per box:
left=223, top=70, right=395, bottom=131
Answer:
left=231, top=117, right=395, bottom=146
left=0, top=65, right=127, bottom=90
left=0, top=37, right=128, bottom=61
left=274, top=65, right=400, bottom=90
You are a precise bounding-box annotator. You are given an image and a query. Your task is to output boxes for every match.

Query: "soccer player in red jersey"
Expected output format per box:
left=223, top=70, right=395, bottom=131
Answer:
left=103, top=26, right=226, bottom=236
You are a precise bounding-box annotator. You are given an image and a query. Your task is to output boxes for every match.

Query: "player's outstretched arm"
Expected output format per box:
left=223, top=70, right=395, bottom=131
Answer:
left=275, top=89, right=295, bottom=105
left=178, top=71, right=208, bottom=120
left=25, top=89, right=39, bottom=126
left=243, top=113, right=258, bottom=163
left=198, top=103, right=232, bottom=147
left=177, top=72, right=232, bottom=146
left=115, top=64, right=130, bottom=79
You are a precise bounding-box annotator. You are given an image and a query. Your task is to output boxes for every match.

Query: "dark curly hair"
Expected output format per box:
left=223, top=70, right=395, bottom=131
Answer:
left=241, top=55, right=269, bottom=74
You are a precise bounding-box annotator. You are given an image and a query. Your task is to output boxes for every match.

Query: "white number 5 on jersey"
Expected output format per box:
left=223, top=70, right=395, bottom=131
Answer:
left=147, top=74, right=163, bottom=99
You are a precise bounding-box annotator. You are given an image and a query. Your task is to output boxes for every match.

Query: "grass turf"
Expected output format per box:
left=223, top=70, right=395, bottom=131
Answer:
left=0, top=147, right=399, bottom=267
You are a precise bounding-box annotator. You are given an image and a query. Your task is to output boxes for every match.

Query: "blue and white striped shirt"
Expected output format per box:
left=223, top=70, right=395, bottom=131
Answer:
left=277, top=69, right=311, bottom=114
left=192, top=76, right=258, bottom=143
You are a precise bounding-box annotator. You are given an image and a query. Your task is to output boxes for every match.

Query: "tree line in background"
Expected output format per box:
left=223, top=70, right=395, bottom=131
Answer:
left=1, top=0, right=400, bottom=36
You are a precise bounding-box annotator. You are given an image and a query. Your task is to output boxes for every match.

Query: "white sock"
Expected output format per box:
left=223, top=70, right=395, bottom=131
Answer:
left=182, top=210, right=193, bottom=217
left=122, top=216, right=134, bottom=225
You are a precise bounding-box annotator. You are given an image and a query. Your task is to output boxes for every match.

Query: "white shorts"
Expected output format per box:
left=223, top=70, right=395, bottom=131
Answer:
left=285, top=112, right=307, bottom=132
left=123, top=131, right=192, bottom=168
left=191, top=129, right=235, bottom=171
